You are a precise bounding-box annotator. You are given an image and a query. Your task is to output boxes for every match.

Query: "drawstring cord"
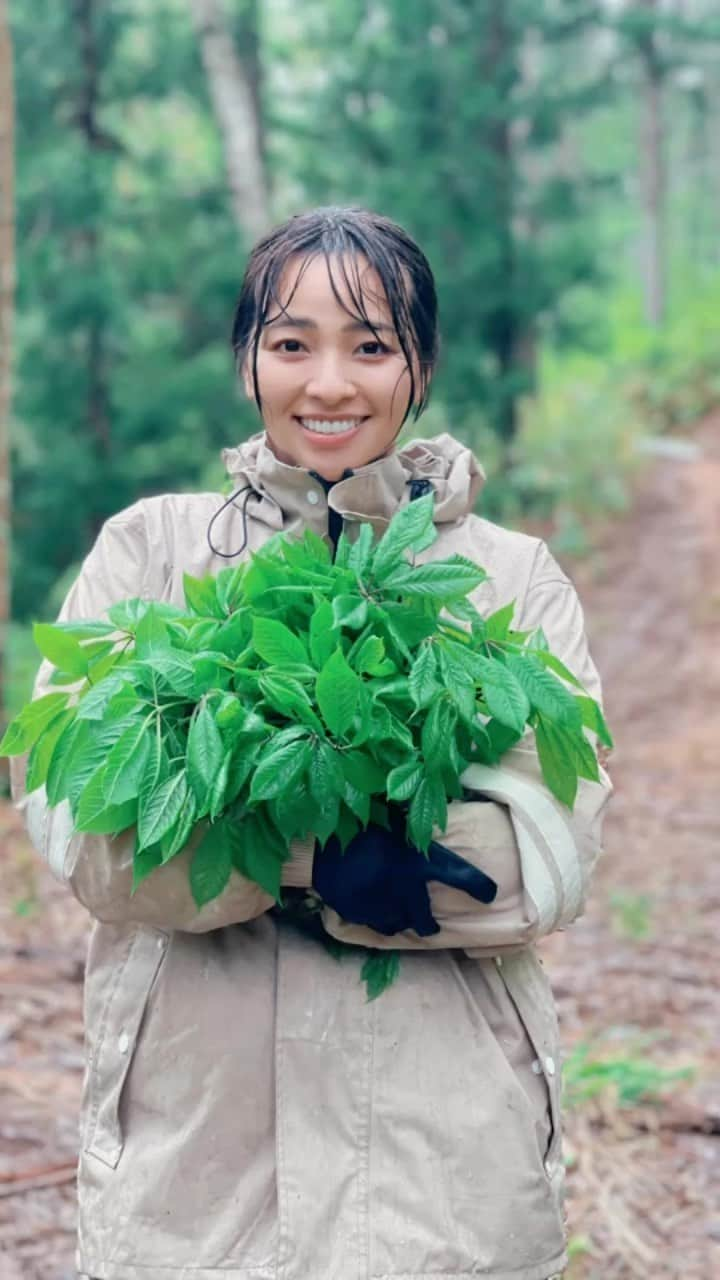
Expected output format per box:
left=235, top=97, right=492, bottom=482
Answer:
left=206, top=483, right=259, bottom=559
left=206, top=475, right=435, bottom=560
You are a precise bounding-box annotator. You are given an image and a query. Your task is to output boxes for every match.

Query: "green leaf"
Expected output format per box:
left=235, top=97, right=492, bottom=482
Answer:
left=507, top=655, right=581, bottom=728
left=484, top=600, right=516, bottom=642
left=0, top=692, right=70, bottom=757
left=332, top=594, right=369, bottom=631
left=186, top=704, right=225, bottom=808
left=25, top=708, right=75, bottom=793
left=408, top=644, right=439, bottom=709
left=183, top=573, right=225, bottom=619
left=532, top=649, right=585, bottom=690
left=577, top=695, right=614, bottom=749
left=478, top=664, right=530, bottom=735
left=107, top=598, right=148, bottom=631
left=159, top=789, right=198, bottom=862
left=340, top=749, right=387, bottom=794
left=75, top=765, right=138, bottom=835
left=131, top=843, right=163, bottom=894
left=386, top=759, right=424, bottom=803
left=51, top=620, right=117, bottom=639
left=134, top=605, right=171, bottom=660
left=309, top=600, right=335, bottom=668
left=228, top=812, right=286, bottom=901
left=350, top=634, right=386, bottom=675
left=381, top=556, right=486, bottom=600
left=215, top=565, right=246, bottom=615
left=408, top=774, right=446, bottom=852
left=347, top=522, right=374, bottom=575
left=249, top=735, right=312, bottom=803
left=190, top=821, right=233, bottom=907
left=316, top=648, right=362, bottom=738
left=45, top=718, right=88, bottom=805
left=569, top=730, right=601, bottom=783
left=534, top=719, right=578, bottom=809
left=103, top=719, right=152, bottom=806
left=342, top=781, right=371, bottom=825
left=208, top=752, right=231, bottom=821
left=32, top=623, right=89, bottom=678
left=477, top=718, right=523, bottom=764
left=371, top=493, right=436, bottom=577
left=421, top=697, right=457, bottom=770
left=65, top=717, right=137, bottom=810
left=258, top=673, right=325, bottom=733
left=75, top=674, right=129, bottom=721
left=138, top=652, right=196, bottom=697
left=252, top=616, right=309, bottom=667
left=137, top=773, right=190, bottom=850
left=360, top=950, right=400, bottom=1001
left=309, top=740, right=345, bottom=806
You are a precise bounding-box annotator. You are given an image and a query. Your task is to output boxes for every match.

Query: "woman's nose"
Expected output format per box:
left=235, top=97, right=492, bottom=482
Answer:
left=304, top=356, right=356, bottom=403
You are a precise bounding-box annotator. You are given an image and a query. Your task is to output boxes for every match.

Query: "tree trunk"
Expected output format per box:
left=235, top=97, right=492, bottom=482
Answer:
left=636, top=0, right=666, bottom=326
left=482, top=0, right=520, bottom=453
left=72, top=0, right=113, bottom=545
left=189, top=0, right=270, bottom=244
left=0, top=0, right=14, bottom=735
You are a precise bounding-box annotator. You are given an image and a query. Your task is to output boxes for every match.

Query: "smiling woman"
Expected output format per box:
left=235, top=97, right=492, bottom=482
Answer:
left=231, top=207, right=437, bottom=479
left=11, top=204, right=612, bottom=1280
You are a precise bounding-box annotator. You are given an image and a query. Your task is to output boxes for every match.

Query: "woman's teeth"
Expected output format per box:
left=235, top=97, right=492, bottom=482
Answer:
left=300, top=418, right=363, bottom=436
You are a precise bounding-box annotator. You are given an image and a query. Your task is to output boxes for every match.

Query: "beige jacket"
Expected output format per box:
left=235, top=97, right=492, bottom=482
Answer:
left=12, top=432, right=612, bottom=1280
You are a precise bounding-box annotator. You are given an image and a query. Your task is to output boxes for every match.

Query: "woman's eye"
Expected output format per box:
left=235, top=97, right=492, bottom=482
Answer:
left=275, top=339, right=303, bottom=353
left=358, top=340, right=388, bottom=356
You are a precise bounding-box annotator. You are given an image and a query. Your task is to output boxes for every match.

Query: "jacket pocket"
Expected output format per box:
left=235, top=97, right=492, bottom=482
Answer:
left=83, top=926, right=169, bottom=1169
left=497, top=949, right=563, bottom=1178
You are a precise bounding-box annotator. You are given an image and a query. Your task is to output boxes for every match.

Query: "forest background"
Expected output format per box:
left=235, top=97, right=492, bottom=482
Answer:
left=1, top=4, right=720, bottom=1277
left=2, top=0, right=720, bottom=719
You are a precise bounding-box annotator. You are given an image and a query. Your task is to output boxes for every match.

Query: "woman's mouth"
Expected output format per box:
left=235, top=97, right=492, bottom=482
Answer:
left=295, top=416, right=368, bottom=444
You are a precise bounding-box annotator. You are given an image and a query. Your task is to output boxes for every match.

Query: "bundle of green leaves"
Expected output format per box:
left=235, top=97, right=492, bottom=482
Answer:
left=2, top=494, right=611, bottom=985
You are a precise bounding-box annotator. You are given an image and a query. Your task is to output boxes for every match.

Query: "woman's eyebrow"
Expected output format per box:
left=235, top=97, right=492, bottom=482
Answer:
left=265, top=314, right=395, bottom=333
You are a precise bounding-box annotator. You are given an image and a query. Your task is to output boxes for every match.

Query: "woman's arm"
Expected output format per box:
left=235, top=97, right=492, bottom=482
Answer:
left=10, top=503, right=315, bottom=933
left=320, top=548, right=613, bottom=954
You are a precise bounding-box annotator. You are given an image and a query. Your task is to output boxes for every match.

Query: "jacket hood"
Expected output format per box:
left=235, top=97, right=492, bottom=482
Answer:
left=220, top=430, right=486, bottom=530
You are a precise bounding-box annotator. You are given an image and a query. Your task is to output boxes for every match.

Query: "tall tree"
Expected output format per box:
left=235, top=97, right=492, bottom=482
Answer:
left=0, top=0, right=13, bottom=724
left=275, top=0, right=608, bottom=454
left=189, top=0, right=270, bottom=242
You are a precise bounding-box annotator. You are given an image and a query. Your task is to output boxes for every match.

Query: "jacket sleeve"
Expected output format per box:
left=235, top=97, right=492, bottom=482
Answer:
left=320, top=543, right=613, bottom=954
left=10, top=504, right=315, bottom=934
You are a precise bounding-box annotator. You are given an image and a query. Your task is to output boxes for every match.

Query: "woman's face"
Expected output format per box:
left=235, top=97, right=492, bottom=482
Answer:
left=244, top=253, right=419, bottom=480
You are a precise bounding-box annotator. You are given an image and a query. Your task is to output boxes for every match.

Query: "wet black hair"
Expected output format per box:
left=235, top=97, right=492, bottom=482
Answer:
left=230, top=206, right=439, bottom=430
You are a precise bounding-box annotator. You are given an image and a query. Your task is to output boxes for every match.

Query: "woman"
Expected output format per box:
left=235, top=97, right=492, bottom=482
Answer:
left=13, top=206, right=612, bottom=1280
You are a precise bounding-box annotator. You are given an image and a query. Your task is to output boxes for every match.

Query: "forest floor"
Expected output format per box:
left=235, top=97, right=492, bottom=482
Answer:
left=0, top=415, right=718, bottom=1279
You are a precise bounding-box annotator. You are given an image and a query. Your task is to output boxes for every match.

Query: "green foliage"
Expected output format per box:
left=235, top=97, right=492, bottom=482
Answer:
left=563, top=1040, right=694, bottom=1110
left=608, top=891, right=654, bottom=942
left=2, top=499, right=609, bottom=946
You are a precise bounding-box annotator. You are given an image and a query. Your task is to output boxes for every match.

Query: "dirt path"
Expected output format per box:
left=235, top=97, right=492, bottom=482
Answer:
left=540, top=413, right=720, bottom=1277
left=1, top=417, right=718, bottom=1279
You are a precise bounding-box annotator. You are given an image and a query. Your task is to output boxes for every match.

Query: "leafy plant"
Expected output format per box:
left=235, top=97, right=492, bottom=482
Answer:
left=562, top=1040, right=693, bottom=1109
left=2, top=494, right=612, bottom=996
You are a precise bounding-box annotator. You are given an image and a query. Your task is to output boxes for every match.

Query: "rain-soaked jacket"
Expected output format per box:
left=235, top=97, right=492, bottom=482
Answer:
left=12, top=431, right=612, bottom=1280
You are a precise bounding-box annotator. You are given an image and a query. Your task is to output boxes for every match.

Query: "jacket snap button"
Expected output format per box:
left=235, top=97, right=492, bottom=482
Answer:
left=544, top=1056, right=556, bottom=1076
left=494, top=956, right=503, bottom=967
left=118, top=1031, right=130, bottom=1054
left=531, top=1058, right=543, bottom=1075
left=306, top=490, right=320, bottom=505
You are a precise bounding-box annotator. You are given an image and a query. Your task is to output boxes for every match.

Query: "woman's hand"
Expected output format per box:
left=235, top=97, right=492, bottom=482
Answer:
left=311, top=802, right=498, bottom=936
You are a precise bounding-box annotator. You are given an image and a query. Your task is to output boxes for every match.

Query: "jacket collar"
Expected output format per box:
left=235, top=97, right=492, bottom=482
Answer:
left=220, top=430, right=486, bottom=536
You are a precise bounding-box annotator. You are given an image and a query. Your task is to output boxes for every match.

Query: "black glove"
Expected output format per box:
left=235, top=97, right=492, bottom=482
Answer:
left=311, top=802, right=498, bottom=937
